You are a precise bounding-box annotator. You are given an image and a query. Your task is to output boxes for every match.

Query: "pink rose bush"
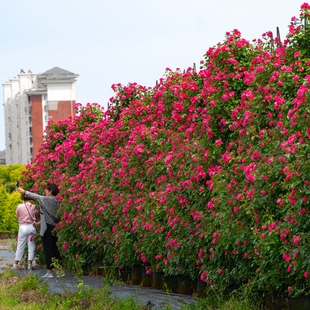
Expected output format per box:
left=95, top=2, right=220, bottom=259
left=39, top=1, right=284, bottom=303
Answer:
left=21, top=4, right=310, bottom=297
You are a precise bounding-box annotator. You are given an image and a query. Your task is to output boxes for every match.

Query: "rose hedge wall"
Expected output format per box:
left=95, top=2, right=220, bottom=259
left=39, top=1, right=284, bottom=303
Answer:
left=21, top=4, right=310, bottom=297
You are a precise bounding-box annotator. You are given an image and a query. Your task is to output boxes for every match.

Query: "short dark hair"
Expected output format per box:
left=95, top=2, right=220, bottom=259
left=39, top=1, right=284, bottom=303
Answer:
left=46, top=183, right=59, bottom=196
left=21, top=193, right=33, bottom=201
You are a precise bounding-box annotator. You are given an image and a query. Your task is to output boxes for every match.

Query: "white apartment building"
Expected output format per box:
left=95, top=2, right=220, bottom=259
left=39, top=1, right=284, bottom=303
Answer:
left=3, top=67, right=79, bottom=165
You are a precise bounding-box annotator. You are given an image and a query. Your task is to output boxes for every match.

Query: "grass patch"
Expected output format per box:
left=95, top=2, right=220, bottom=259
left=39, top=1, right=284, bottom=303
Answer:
left=0, top=268, right=262, bottom=310
left=0, top=270, right=162, bottom=310
left=0, top=272, right=47, bottom=309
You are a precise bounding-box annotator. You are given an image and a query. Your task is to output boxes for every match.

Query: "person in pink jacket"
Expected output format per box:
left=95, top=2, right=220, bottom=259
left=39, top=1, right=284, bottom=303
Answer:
left=11, top=193, right=39, bottom=271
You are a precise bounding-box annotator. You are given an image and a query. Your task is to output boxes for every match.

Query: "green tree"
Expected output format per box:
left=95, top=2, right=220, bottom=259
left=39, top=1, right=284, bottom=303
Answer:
left=0, top=164, right=25, bottom=193
left=0, top=187, right=20, bottom=233
left=0, top=165, right=25, bottom=233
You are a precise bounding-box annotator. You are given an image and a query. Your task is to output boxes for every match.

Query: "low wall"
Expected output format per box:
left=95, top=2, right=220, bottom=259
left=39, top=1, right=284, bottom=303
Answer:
left=0, top=232, right=15, bottom=239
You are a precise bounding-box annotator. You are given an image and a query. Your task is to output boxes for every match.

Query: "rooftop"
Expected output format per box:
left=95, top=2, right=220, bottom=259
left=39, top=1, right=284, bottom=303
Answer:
left=38, top=67, right=79, bottom=82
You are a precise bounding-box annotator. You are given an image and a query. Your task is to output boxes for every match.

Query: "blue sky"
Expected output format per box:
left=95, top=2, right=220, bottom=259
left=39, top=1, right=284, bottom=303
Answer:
left=0, top=0, right=302, bottom=151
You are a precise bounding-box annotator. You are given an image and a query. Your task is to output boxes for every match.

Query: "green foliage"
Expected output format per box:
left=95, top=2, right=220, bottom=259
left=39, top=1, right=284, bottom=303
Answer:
left=286, top=7, right=310, bottom=58
left=0, top=188, right=20, bottom=233
left=0, top=164, right=25, bottom=193
left=0, top=164, right=25, bottom=233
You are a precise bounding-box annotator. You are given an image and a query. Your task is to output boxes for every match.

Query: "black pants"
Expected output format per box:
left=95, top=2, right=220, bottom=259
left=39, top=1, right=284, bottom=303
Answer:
left=41, top=224, right=61, bottom=270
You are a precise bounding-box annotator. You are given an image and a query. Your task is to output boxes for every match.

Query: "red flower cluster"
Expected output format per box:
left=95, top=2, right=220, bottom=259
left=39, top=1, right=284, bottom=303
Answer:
left=21, top=3, right=310, bottom=297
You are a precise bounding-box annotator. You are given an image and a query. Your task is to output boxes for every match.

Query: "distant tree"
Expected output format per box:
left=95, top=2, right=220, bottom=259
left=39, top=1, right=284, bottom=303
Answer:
left=0, top=165, right=26, bottom=233
left=0, top=186, right=20, bottom=233
left=0, top=164, right=25, bottom=193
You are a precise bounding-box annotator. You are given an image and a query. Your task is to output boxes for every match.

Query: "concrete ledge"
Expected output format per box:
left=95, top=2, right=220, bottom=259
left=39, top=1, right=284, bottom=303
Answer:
left=0, top=232, right=15, bottom=239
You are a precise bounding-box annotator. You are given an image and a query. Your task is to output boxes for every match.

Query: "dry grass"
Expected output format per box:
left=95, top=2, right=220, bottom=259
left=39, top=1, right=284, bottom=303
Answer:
left=20, top=289, right=46, bottom=303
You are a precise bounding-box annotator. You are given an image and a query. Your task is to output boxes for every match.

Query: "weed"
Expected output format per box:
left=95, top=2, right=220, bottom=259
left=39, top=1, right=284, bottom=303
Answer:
left=162, top=281, right=172, bottom=295
left=1, top=267, right=18, bottom=279
left=100, top=263, right=119, bottom=286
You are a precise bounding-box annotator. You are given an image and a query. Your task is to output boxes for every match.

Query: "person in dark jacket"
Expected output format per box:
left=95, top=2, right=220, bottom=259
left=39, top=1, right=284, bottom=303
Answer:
left=17, top=183, right=62, bottom=278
